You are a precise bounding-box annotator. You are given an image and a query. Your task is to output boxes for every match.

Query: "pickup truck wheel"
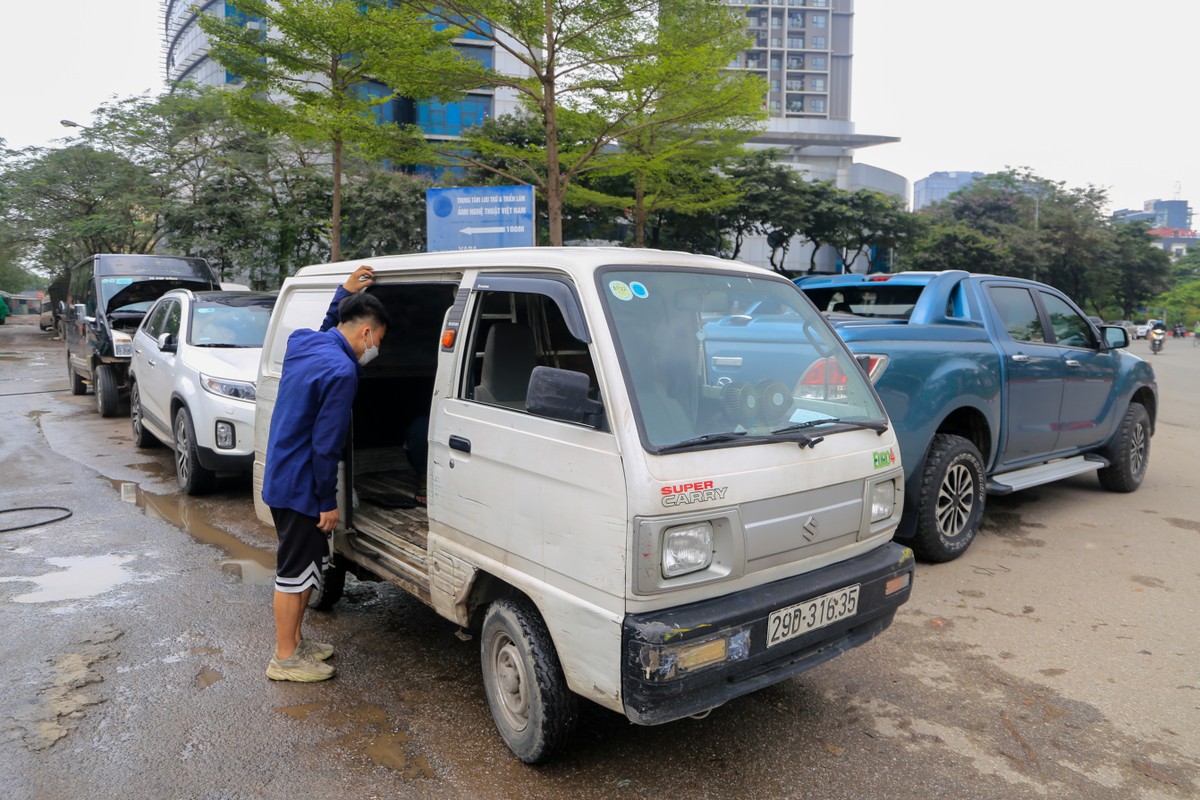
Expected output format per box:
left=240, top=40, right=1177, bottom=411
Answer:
left=93, top=364, right=121, bottom=418
left=913, top=434, right=986, bottom=562
left=129, top=382, right=158, bottom=448
left=1098, top=402, right=1150, bottom=493
left=308, top=563, right=345, bottom=611
left=67, top=355, right=87, bottom=396
left=174, top=407, right=215, bottom=495
left=480, top=598, right=577, bottom=764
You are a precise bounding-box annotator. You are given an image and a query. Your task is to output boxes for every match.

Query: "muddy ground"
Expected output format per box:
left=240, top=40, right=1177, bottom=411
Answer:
left=1, top=316, right=1196, bottom=799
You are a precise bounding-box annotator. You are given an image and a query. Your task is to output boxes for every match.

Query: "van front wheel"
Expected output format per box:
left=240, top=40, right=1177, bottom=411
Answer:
left=480, top=599, right=577, bottom=764
left=94, top=365, right=121, bottom=418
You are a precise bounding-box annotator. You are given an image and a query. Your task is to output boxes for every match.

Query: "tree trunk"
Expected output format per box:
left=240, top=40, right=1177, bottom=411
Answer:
left=543, top=2, right=561, bottom=246
left=634, top=178, right=647, bottom=248
left=331, top=135, right=343, bottom=262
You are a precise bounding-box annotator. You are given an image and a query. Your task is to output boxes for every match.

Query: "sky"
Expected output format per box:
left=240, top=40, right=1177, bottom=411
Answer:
left=1, top=0, right=1197, bottom=216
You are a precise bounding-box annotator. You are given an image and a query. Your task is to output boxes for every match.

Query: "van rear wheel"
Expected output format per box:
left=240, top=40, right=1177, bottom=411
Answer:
left=480, top=598, right=577, bottom=764
left=308, top=563, right=345, bottom=610
left=68, top=355, right=86, bottom=396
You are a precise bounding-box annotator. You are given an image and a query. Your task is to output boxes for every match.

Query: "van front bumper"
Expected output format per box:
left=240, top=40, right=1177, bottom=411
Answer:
left=621, top=542, right=914, bottom=725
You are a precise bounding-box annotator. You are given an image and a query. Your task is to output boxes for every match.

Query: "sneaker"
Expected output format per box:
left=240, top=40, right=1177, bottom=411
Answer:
left=266, top=652, right=336, bottom=682
left=296, top=638, right=334, bottom=661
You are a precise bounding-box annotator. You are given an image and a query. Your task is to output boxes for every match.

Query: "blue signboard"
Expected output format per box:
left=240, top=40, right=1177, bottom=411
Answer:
left=426, top=185, right=536, bottom=252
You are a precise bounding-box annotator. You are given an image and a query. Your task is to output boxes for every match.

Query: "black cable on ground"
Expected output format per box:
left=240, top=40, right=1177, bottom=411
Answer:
left=0, top=506, right=73, bottom=533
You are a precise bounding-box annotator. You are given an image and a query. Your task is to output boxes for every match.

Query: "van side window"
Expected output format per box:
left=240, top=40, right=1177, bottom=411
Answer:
left=460, top=290, right=598, bottom=413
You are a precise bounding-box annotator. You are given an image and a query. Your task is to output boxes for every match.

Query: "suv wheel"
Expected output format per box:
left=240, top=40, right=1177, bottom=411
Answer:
left=174, top=407, right=215, bottom=495
left=912, top=434, right=986, bottom=562
left=130, top=382, right=158, bottom=448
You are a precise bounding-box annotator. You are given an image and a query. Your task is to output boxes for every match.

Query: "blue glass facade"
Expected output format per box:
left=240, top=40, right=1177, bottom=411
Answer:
left=416, top=95, right=492, bottom=137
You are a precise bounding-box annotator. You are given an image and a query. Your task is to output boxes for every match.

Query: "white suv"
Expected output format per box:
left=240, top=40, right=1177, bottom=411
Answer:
left=130, top=289, right=276, bottom=494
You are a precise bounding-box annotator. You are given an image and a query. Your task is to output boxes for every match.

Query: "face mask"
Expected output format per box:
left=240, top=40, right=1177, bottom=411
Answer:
left=358, top=329, right=379, bottom=366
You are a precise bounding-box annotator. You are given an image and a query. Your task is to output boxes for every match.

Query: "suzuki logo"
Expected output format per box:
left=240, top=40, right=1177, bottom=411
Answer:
left=803, top=515, right=820, bottom=541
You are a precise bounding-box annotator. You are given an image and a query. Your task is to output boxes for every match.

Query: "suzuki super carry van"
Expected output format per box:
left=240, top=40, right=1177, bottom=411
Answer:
left=254, top=248, right=914, bottom=763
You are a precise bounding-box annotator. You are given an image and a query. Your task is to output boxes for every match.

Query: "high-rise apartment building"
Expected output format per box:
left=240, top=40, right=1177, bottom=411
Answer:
left=913, top=172, right=985, bottom=210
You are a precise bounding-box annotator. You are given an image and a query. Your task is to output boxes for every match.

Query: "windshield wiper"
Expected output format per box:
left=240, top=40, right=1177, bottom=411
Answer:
left=772, top=418, right=889, bottom=436
left=191, top=343, right=257, bottom=348
left=657, top=431, right=747, bottom=454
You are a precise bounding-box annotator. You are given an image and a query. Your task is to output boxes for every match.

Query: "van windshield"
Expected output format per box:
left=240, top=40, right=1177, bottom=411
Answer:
left=599, top=268, right=886, bottom=453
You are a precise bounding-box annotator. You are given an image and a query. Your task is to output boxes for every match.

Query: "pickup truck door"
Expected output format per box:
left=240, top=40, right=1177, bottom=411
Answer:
left=1036, top=290, right=1117, bottom=452
left=986, top=285, right=1066, bottom=465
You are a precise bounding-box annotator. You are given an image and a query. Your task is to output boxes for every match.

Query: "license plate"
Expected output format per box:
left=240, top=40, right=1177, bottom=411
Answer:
left=767, top=584, right=860, bottom=648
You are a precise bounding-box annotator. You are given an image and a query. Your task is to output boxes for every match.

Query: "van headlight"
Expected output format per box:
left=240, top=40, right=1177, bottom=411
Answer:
left=201, top=374, right=256, bottom=401
left=112, top=331, right=133, bottom=358
left=870, top=480, right=896, bottom=522
left=662, top=521, right=714, bottom=578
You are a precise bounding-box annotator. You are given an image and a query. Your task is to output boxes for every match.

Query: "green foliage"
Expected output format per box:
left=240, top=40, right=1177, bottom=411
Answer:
left=412, top=0, right=767, bottom=245
left=904, top=168, right=1172, bottom=315
left=199, top=0, right=471, bottom=260
left=341, top=166, right=434, bottom=258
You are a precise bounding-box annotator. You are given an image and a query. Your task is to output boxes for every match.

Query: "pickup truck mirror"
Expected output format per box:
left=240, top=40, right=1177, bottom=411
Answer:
left=156, top=332, right=177, bottom=353
left=74, top=303, right=87, bottom=321
left=1100, top=325, right=1129, bottom=350
left=527, top=366, right=604, bottom=428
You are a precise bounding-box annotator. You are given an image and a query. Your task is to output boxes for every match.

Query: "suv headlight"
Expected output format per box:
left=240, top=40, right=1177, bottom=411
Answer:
left=662, top=521, right=714, bottom=578
left=201, top=374, right=256, bottom=401
left=112, top=331, right=133, bottom=358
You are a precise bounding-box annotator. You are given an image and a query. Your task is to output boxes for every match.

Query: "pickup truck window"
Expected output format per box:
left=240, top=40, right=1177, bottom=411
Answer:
left=600, top=268, right=885, bottom=452
left=1039, top=291, right=1096, bottom=348
left=988, top=286, right=1045, bottom=343
left=803, top=285, right=924, bottom=319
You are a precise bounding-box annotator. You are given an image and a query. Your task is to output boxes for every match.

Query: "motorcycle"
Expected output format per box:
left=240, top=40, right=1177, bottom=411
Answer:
left=1150, top=328, right=1166, bottom=354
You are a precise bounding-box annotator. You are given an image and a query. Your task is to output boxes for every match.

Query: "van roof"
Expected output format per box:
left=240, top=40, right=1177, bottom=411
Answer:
left=292, top=247, right=762, bottom=282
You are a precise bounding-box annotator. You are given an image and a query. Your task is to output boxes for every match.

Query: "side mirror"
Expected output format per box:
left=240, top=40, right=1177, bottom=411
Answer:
left=157, top=332, right=177, bottom=353
left=74, top=303, right=88, bottom=321
left=526, top=366, right=604, bottom=428
left=1101, top=325, right=1129, bottom=350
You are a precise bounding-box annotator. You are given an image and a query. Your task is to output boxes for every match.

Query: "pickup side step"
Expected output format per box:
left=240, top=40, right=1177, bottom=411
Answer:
left=988, top=455, right=1108, bottom=495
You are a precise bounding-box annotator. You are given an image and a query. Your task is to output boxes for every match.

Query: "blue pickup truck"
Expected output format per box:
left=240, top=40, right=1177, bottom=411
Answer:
left=775, top=270, right=1159, bottom=561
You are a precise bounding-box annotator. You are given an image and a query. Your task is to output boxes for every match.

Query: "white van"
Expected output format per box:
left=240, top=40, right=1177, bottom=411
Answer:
left=255, top=248, right=914, bottom=763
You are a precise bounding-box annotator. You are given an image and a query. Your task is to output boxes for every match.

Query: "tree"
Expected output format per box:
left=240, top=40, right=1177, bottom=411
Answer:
left=340, top=166, right=434, bottom=258
left=411, top=0, right=767, bottom=246
left=199, top=0, right=469, bottom=261
left=1109, top=224, right=1172, bottom=320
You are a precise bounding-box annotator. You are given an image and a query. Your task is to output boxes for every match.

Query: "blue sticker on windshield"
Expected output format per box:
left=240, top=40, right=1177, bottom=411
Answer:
left=629, top=281, right=648, bottom=299
left=196, top=308, right=215, bottom=313
left=102, top=278, right=135, bottom=285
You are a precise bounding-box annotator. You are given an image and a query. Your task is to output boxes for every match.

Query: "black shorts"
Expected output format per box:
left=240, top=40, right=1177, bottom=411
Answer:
left=270, top=507, right=329, bottom=594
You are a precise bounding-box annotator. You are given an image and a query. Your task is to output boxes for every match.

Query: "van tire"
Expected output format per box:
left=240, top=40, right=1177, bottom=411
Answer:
left=308, top=563, right=345, bottom=610
left=912, top=434, right=986, bottom=562
left=130, top=382, right=158, bottom=448
left=174, top=407, right=215, bottom=495
left=480, top=598, right=577, bottom=764
left=94, top=365, right=121, bottom=418
left=1098, top=402, right=1150, bottom=493
left=68, top=356, right=86, bottom=396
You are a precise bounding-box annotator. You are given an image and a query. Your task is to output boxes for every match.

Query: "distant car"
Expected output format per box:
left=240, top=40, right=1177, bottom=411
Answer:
left=1111, top=320, right=1136, bottom=339
left=129, top=289, right=276, bottom=494
left=39, top=300, right=57, bottom=332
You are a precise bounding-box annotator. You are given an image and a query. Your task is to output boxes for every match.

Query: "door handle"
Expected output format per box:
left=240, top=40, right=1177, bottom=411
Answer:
left=148, top=359, right=156, bottom=368
left=1011, top=354, right=1031, bottom=363
left=449, top=435, right=471, bottom=454
left=134, top=348, right=142, bottom=355
left=1065, top=359, right=1081, bottom=368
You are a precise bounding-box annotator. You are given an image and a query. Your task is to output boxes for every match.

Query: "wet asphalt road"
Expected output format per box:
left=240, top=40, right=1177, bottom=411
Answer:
left=1, top=317, right=1197, bottom=800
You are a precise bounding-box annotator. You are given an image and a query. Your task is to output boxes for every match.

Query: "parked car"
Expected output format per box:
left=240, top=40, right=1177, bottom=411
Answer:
left=38, top=299, right=59, bottom=332
left=64, top=254, right=221, bottom=417
left=1111, top=320, right=1136, bottom=340
left=794, top=271, right=1157, bottom=562
left=255, top=248, right=915, bottom=762
left=130, top=289, right=276, bottom=494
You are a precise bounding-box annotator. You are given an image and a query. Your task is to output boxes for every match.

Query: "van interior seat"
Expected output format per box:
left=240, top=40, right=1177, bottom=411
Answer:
left=475, top=322, right=537, bottom=409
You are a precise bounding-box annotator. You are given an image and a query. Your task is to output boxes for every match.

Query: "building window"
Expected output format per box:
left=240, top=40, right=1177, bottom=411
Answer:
left=417, top=94, right=493, bottom=136
left=811, top=77, right=826, bottom=91
left=787, top=98, right=804, bottom=112
left=787, top=56, right=804, bottom=69
left=785, top=79, right=804, bottom=91
left=769, top=100, right=781, bottom=112
left=770, top=79, right=780, bottom=91
left=810, top=35, right=826, bottom=48
left=456, top=44, right=494, bottom=70
left=809, top=98, right=825, bottom=113
left=787, top=37, right=804, bottom=48
left=809, top=55, right=827, bottom=68
left=811, top=14, right=826, bottom=27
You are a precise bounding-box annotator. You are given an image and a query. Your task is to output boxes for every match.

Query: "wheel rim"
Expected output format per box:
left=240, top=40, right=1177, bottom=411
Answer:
left=131, top=386, right=142, bottom=438
left=93, top=369, right=103, bottom=413
left=488, top=631, right=531, bottom=732
left=1130, top=421, right=1147, bottom=477
left=936, top=463, right=975, bottom=539
left=175, top=415, right=190, bottom=484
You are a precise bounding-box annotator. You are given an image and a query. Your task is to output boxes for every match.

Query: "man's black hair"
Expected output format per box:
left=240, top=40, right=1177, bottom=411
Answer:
left=338, top=291, right=390, bottom=329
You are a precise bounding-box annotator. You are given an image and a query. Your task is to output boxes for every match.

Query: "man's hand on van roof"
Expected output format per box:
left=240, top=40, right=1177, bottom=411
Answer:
left=343, top=265, right=375, bottom=293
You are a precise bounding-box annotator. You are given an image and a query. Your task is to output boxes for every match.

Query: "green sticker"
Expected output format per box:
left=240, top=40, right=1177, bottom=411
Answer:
left=873, top=449, right=896, bottom=469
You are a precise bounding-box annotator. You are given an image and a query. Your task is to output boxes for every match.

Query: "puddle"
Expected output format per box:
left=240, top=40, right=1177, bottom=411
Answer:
left=109, top=479, right=276, bottom=586
left=0, top=554, right=136, bottom=602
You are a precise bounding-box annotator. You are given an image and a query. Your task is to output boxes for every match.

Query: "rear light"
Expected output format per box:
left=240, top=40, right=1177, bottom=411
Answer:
left=796, top=357, right=849, bottom=400
left=859, top=354, right=889, bottom=383
left=867, top=275, right=892, bottom=282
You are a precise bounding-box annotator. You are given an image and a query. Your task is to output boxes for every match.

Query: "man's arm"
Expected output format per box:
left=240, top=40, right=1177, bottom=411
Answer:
left=318, top=265, right=376, bottom=332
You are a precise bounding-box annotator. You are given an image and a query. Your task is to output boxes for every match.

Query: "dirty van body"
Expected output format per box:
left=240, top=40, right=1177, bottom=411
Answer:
left=64, top=254, right=220, bottom=417
left=254, top=248, right=914, bottom=762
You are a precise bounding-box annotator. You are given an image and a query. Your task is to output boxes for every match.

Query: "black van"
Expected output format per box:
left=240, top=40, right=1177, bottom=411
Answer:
left=65, top=254, right=220, bottom=416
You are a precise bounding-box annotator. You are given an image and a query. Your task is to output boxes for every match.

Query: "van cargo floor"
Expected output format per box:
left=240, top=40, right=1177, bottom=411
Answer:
left=350, top=470, right=430, bottom=603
